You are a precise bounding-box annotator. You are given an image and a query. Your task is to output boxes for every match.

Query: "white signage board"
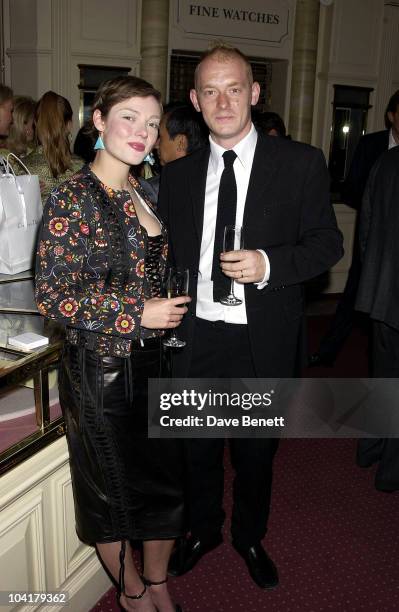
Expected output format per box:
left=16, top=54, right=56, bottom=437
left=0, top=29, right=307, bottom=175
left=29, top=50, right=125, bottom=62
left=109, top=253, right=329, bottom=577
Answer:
left=176, top=0, right=290, bottom=45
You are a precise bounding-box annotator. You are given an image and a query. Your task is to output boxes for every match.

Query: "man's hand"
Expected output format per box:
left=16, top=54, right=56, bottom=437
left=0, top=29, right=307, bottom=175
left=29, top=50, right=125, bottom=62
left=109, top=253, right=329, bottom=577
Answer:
left=220, top=249, right=266, bottom=284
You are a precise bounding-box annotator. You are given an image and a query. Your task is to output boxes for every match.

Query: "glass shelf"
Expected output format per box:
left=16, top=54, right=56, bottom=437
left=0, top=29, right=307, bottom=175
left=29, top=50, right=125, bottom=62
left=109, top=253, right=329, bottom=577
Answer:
left=0, top=273, right=64, bottom=475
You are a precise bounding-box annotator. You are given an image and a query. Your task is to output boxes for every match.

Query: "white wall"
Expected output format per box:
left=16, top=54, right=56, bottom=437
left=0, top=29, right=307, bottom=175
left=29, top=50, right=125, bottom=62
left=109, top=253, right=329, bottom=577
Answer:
left=168, top=0, right=297, bottom=121
left=4, top=0, right=142, bottom=137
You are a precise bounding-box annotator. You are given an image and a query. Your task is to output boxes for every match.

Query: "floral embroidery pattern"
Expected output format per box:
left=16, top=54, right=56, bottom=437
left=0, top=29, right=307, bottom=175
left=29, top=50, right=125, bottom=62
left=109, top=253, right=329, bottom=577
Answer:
left=136, top=259, right=145, bottom=278
left=115, top=313, right=135, bottom=334
left=49, top=217, right=69, bottom=237
left=35, top=166, right=167, bottom=341
left=123, top=200, right=135, bottom=217
left=59, top=298, right=79, bottom=317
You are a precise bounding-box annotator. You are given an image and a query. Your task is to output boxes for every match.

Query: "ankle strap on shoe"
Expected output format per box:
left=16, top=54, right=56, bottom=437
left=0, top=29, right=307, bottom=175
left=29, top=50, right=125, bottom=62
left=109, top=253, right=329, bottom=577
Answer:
left=142, top=575, right=168, bottom=586
left=124, top=584, right=147, bottom=600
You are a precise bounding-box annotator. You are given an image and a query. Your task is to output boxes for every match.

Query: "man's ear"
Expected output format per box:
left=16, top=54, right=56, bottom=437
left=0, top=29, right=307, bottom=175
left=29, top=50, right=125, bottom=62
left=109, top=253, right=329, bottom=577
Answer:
left=176, top=134, right=188, bottom=153
left=387, top=111, right=394, bottom=126
left=93, top=109, right=105, bottom=132
left=190, top=89, right=201, bottom=113
left=251, top=81, right=260, bottom=106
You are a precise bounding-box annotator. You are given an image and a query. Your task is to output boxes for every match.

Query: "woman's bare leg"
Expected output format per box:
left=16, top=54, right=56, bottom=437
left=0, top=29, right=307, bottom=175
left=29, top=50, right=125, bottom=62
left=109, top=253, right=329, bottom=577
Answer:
left=96, top=541, right=155, bottom=612
left=142, top=539, right=176, bottom=612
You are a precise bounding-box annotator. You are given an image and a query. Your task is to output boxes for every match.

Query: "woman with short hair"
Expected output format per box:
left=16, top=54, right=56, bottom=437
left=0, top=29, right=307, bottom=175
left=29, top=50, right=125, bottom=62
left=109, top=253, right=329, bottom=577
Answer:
left=35, top=76, right=187, bottom=612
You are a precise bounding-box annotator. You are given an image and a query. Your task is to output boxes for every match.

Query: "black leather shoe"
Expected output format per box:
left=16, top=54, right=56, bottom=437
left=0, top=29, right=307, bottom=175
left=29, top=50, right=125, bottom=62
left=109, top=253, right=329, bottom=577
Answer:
left=233, top=542, right=278, bottom=589
left=168, top=533, right=223, bottom=577
left=308, top=352, right=335, bottom=367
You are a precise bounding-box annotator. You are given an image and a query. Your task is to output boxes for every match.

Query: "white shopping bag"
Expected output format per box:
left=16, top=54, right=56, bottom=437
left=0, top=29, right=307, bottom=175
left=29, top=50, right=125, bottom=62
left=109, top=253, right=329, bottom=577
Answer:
left=0, top=153, right=42, bottom=274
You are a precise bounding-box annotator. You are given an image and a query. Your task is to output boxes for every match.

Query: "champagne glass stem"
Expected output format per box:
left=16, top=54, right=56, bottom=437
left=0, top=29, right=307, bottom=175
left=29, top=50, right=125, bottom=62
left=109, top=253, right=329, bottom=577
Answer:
left=230, top=278, right=235, bottom=297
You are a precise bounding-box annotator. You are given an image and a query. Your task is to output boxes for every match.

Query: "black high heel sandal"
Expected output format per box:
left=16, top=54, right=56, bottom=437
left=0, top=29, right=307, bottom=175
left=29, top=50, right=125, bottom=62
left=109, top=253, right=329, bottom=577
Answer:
left=142, top=576, right=183, bottom=612
left=117, top=541, right=150, bottom=611
left=117, top=583, right=148, bottom=611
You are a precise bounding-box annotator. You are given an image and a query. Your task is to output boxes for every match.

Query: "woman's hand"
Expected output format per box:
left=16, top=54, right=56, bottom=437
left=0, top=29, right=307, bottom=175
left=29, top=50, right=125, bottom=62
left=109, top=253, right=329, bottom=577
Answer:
left=141, top=296, right=191, bottom=329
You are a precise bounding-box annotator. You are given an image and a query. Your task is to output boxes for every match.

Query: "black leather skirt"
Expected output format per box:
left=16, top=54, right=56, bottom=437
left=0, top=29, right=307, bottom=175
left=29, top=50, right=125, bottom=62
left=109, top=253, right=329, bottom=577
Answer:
left=59, top=335, right=184, bottom=545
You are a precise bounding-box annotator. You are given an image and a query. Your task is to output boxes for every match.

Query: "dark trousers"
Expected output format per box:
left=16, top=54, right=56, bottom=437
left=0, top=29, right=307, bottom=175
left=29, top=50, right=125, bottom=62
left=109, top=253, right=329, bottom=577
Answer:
left=185, top=317, right=279, bottom=549
left=318, top=229, right=370, bottom=360
left=357, top=320, right=399, bottom=490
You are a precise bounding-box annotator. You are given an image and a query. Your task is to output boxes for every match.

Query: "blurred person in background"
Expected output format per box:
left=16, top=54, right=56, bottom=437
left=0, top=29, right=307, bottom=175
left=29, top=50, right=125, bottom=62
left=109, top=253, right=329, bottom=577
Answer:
left=140, top=103, right=208, bottom=206
left=157, top=103, right=208, bottom=166
left=309, top=89, right=399, bottom=368
left=73, top=119, right=96, bottom=164
left=355, top=145, right=399, bottom=492
left=0, top=84, right=14, bottom=156
left=3, top=95, right=36, bottom=157
left=22, top=91, right=82, bottom=201
left=253, top=110, right=288, bottom=138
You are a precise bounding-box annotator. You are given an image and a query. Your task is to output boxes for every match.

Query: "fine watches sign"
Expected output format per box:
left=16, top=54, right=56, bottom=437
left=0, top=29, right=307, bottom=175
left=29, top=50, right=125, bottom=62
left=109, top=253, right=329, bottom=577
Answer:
left=176, top=0, right=290, bottom=44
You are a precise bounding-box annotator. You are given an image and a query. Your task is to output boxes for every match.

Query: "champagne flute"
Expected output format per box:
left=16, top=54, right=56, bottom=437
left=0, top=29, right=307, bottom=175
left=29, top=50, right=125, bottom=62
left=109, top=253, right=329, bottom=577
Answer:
left=163, top=267, right=189, bottom=348
left=220, top=224, right=244, bottom=306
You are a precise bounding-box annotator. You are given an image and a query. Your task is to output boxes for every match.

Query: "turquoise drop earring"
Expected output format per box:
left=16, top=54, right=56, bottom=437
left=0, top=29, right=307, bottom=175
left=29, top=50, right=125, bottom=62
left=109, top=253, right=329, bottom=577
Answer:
left=94, top=134, right=105, bottom=150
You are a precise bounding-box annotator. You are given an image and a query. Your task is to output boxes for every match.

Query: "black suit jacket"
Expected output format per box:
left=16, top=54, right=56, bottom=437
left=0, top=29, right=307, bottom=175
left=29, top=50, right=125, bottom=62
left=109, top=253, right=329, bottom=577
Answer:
left=342, top=130, right=389, bottom=209
left=138, top=175, right=160, bottom=207
left=356, top=146, right=399, bottom=330
left=158, top=133, right=343, bottom=377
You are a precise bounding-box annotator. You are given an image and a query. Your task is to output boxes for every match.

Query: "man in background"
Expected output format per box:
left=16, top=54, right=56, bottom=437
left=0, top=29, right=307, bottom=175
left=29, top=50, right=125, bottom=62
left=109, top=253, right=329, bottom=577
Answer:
left=355, top=144, right=399, bottom=492
left=310, top=90, right=399, bottom=367
left=140, top=103, right=208, bottom=205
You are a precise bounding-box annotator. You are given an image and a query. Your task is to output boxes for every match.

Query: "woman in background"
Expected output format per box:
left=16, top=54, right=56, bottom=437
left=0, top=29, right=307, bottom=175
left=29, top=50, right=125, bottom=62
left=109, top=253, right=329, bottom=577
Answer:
left=4, top=95, right=36, bottom=157
left=35, top=75, right=188, bottom=612
left=0, top=84, right=14, bottom=156
left=23, top=91, right=81, bottom=201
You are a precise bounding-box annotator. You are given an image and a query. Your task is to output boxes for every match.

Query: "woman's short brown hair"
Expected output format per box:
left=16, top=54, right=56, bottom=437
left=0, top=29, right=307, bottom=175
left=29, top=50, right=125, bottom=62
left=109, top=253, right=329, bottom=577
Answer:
left=93, top=75, right=161, bottom=118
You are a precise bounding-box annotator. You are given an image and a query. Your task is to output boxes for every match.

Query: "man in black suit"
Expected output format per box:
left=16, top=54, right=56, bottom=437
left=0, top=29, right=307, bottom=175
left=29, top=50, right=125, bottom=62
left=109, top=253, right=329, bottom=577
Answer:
left=158, top=44, right=343, bottom=589
left=309, top=89, right=399, bottom=367
left=355, top=145, right=399, bottom=491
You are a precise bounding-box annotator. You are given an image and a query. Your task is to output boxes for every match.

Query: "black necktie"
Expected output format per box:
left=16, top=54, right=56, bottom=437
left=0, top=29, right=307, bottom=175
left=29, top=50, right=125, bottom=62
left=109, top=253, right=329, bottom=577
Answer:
left=212, top=150, right=237, bottom=301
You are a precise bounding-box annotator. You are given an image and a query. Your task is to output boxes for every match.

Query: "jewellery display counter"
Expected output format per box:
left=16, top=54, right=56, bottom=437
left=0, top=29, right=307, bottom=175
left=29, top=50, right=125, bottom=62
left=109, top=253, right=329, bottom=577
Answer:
left=0, top=271, right=64, bottom=475
left=0, top=272, right=110, bottom=611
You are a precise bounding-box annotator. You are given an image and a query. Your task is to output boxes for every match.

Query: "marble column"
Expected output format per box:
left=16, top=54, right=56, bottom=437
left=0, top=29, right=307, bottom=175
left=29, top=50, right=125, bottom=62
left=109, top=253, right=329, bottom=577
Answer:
left=374, top=5, right=398, bottom=131
left=289, top=0, right=321, bottom=143
left=140, top=0, right=169, bottom=100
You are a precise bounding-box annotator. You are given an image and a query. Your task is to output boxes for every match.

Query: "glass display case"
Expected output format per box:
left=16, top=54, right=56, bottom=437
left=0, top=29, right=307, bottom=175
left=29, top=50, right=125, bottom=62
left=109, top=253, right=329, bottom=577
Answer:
left=0, top=271, right=64, bottom=475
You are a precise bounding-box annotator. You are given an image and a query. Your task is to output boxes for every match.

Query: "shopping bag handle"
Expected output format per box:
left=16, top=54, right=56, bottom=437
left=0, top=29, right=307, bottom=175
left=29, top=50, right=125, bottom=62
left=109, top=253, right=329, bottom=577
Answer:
left=0, top=153, right=32, bottom=230
left=4, top=152, right=31, bottom=177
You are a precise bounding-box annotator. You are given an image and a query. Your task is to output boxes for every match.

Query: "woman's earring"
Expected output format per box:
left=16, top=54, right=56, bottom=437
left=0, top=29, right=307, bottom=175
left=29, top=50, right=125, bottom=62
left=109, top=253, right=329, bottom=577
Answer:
left=94, top=134, right=105, bottom=150
left=143, top=152, right=155, bottom=165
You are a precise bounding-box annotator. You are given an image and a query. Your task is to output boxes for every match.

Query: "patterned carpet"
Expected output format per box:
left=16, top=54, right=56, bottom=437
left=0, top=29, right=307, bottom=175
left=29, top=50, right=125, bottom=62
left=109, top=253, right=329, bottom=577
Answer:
left=91, top=316, right=399, bottom=612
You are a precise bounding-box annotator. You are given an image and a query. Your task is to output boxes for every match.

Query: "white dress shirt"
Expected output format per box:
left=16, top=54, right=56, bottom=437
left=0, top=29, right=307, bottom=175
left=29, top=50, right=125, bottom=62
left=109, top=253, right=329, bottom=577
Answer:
left=196, top=124, right=270, bottom=324
left=388, top=128, right=399, bottom=149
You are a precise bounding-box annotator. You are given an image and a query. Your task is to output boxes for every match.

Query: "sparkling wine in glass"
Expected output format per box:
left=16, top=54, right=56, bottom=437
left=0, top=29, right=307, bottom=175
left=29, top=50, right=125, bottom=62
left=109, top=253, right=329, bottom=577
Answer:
left=163, top=267, right=189, bottom=348
left=220, top=224, right=243, bottom=306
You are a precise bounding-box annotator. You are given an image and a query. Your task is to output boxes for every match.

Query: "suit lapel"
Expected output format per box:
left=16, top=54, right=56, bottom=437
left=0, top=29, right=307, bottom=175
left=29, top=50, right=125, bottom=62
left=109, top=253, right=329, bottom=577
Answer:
left=243, top=134, right=279, bottom=227
left=189, top=146, right=210, bottom=247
